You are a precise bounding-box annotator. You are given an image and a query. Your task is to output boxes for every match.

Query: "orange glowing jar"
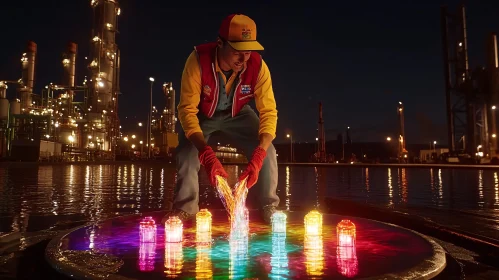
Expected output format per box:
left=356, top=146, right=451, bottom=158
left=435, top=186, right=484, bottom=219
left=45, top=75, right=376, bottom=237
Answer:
left=165, top=216, right=183, bottom=243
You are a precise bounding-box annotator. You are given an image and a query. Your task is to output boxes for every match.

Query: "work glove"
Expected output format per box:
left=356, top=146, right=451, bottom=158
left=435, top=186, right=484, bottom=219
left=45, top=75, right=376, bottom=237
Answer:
left=198, top=145, right=228, bottom=187
left=239, top=146, right=267, bottom=188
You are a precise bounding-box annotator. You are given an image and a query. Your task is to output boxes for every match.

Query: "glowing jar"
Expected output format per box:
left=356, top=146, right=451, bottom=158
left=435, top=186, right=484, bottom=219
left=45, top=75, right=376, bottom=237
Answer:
left=304, top=210, right=323, bottom=236
left=139, top=216, right=157, bottom=243
left=196, top=209, right=212, bottom=233
left=271, top=211, right=287, bottom=234
left=165, top=216, right=183, bottom=243
left=336, top=219, right=356, bottom=247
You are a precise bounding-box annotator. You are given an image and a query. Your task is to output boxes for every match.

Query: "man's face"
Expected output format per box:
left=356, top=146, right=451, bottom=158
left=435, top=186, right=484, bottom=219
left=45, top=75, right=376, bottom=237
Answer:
left=218, top=39, right=251, bottom=72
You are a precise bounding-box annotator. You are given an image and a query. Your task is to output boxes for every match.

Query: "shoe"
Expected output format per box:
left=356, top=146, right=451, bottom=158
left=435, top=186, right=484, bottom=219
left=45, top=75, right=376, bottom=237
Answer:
left=161, top=209, right=195, bottom=224
left=261, top=205, right=277, bottom=224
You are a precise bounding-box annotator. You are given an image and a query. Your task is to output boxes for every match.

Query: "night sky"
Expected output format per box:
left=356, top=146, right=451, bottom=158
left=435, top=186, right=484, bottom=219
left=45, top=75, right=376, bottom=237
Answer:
left=1, top=1, right=499, bottom=144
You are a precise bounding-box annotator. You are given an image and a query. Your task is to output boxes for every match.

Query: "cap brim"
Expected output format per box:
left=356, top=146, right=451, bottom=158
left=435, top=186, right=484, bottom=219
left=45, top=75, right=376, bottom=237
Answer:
left=228, top=40, right=264, bottom=51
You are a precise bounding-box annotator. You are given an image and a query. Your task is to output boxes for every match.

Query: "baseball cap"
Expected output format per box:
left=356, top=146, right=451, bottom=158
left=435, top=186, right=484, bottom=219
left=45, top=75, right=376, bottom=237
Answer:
left=219, top=14, right=264, bottom=51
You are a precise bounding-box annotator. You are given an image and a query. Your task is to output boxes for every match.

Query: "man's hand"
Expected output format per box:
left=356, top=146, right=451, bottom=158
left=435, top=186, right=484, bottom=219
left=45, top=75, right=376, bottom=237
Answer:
left=199, top=145, right=228, bottom=187
left=239, top=146, right=267, bottom=188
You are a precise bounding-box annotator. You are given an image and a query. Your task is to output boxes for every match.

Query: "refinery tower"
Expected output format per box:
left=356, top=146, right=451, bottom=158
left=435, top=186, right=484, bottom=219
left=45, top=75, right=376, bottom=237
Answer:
left=0, top=0, right=122, bottom=161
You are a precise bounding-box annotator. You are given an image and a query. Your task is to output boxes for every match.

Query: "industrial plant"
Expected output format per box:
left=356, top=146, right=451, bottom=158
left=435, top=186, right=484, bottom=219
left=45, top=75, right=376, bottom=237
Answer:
left=0, top=0, right=178, bottom=162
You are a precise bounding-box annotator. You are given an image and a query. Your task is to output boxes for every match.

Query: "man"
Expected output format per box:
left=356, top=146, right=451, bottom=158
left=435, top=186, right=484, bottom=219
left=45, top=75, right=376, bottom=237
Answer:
left=162, top=14, right=279, bottom=224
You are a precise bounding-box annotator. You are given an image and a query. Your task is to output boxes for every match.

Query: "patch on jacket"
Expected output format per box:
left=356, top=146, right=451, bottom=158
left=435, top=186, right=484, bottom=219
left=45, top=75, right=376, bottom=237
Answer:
left=203, top=85, right=211, bottom=96
left=241, top=85, right=251, bottom=94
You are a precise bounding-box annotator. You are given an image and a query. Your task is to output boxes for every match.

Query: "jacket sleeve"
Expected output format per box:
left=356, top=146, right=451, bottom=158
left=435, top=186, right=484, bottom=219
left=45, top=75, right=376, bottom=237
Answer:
left=177, top=50, right=203, bottom=138
left=254, top=59, right=278, bottom=139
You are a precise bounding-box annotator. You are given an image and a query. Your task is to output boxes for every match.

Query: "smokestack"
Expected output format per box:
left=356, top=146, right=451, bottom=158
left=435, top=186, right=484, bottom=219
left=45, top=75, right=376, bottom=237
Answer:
left=63, top=42, right=77, bottom=88
left=19, top=41, right=37, bottom=109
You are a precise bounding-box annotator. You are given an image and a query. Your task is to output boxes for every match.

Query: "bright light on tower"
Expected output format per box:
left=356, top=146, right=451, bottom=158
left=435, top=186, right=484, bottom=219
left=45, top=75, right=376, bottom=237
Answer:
left=149, top=77, right=155, bottom=82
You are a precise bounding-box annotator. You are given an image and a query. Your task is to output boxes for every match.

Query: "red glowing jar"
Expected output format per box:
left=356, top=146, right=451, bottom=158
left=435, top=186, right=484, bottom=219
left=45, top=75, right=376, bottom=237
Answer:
left=337, top=219, right=356, bottom=247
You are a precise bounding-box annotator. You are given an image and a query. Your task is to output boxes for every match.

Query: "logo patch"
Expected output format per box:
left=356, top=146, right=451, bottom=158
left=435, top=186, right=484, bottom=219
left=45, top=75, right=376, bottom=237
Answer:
left=242, top=29, right=252, bottom=40
left=202, top=85, right=211, bottom=96
left=241, top=85, right=251, bottom=94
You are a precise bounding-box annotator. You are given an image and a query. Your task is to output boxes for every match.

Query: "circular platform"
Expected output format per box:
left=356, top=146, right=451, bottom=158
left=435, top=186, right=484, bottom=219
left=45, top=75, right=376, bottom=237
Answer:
left=46, top=210, right=446, bottom=279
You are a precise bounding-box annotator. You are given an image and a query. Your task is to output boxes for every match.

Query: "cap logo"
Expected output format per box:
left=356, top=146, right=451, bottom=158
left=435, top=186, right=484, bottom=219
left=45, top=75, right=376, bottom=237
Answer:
left=203, top=85, right=211, bottom=96
left=242, top=28, right=252, bottom=40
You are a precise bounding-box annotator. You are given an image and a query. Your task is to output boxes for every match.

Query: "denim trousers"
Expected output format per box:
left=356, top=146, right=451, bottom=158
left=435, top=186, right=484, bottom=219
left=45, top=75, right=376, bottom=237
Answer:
left=173, top=105, right=279, bottom=214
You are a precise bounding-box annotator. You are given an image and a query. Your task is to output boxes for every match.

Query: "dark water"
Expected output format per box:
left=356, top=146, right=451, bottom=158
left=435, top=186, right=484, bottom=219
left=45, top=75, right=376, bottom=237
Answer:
left=0, top=163, right=498, bottom=233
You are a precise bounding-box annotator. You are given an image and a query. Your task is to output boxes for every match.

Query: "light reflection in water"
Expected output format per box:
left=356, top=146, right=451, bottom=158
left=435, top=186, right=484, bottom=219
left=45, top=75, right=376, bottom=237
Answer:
left=400, top=168, right=408, bottom=203
left=270, top=233, right=289, bottom=279
left=494, top=172, right=499, bottom=206
left=336, top=232, right=359, bottom=277
left=164, top=242, right=183, bottom=276
left=438, top=169, right=443, bottom=202
left=229, top=237, right=249, bottom=279
left=387, top=168, right=393, bottom=206
left=304, top=234, right=324, bottom=276
left=138, top=241, right=156, bottom=272
left=478, top=170, right=484, bottom=207
left=195, top=241, right=212, bottom=279
left=364, top=168, right=370, bottom=193
left=285, top=166, right=290, bottom=211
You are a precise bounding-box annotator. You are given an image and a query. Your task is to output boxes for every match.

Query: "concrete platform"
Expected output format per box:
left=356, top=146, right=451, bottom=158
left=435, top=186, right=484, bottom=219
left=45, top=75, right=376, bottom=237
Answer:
left=45, top=210, right=446, bottom=279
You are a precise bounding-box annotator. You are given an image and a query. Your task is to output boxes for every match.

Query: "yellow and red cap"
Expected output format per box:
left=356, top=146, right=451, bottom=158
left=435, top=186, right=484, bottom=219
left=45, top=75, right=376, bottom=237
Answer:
left=219, top=14, right=264, bottom=51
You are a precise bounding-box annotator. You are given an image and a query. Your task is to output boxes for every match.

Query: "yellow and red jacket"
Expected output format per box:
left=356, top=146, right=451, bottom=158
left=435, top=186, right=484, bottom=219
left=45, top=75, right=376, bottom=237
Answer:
left=178, top=42, right=278, bottom=139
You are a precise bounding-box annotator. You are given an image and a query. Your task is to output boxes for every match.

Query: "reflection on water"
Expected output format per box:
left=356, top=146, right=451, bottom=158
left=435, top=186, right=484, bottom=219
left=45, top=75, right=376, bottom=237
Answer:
left=165, top=242, right=183, bottom=276
left=1, top=164, right=499, bottom=233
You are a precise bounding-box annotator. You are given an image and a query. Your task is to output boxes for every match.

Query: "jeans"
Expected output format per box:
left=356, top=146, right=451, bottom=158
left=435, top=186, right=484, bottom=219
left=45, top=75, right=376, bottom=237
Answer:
left=173, top=105, right=279, bottom=214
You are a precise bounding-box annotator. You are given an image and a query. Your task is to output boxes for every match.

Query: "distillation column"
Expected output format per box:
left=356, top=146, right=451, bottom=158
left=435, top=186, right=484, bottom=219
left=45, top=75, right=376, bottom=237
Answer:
left=488, top=33, right=499, bottom=157
left=19, top=41, right=37, bottom=110
left=0, top=82, right=8, bottom=157
left=88, top=0, right=120, bottom=155
left=63, top=42, right=77, bottom=115
left=162, top=82, right=176, bottom=133
left=397, top=102, right=407, bottom=159
left=317, top=102, right=326, bottom=162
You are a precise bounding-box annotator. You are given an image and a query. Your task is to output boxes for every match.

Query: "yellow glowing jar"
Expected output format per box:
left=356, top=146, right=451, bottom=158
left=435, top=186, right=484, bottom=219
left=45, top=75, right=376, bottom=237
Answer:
left=196, top=209, right=212, bottom=233
left=165, top=216, right=183, bottom=243
left=336, top=219, right=356, bottom=247
left=304, top=210, right=323, bottom=236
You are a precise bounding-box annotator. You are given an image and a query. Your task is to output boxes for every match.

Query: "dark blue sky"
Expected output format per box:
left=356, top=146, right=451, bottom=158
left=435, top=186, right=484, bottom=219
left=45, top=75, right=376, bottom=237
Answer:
left=1, top=1, right=499, bottom=144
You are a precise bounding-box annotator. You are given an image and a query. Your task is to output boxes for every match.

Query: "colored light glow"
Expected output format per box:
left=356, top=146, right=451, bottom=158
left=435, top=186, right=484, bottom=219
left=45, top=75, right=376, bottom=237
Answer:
left=271, top=211, right=287, bottom=234
left=304, top=210, right=323, bottom=236
left=230, top=206, right=249, bottom=240
left=196, top=209, right=212, bottom=234
left=229, top=236, right=249, bottom=279
left=230, top=178, right=249, bottom=241
left=270, top=233, right=289, bottom=278
left=165, top=216, right=183, bottom=243
left=196, top=245, right=213, bottom=279
left=139, top=216, right=157, bottom=243
left=138, top=241, right=156, bottom=272
left=196, top=231, right=212, bottom=245
left=337, top=233, right=359, bottom=277
left=337, top=219, right=356, bottom=247
left=304, top=234, right=324, bottom=276
left=164, top=242, right=183, bottom=276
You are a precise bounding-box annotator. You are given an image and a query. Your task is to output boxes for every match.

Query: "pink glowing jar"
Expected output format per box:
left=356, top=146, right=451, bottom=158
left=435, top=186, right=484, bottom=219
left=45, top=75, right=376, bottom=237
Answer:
left=165, top=216, right=183, bottom=243
left=336, top=219, right=356, bottom=247
left=139, top=216, right=157, bottom=243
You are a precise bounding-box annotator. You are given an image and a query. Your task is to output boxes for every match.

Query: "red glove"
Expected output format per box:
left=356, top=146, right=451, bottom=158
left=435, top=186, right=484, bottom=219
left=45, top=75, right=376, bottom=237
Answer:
left=198, top=146, right=228, bottom=187
left=239, top=146, right=267, bottom=188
